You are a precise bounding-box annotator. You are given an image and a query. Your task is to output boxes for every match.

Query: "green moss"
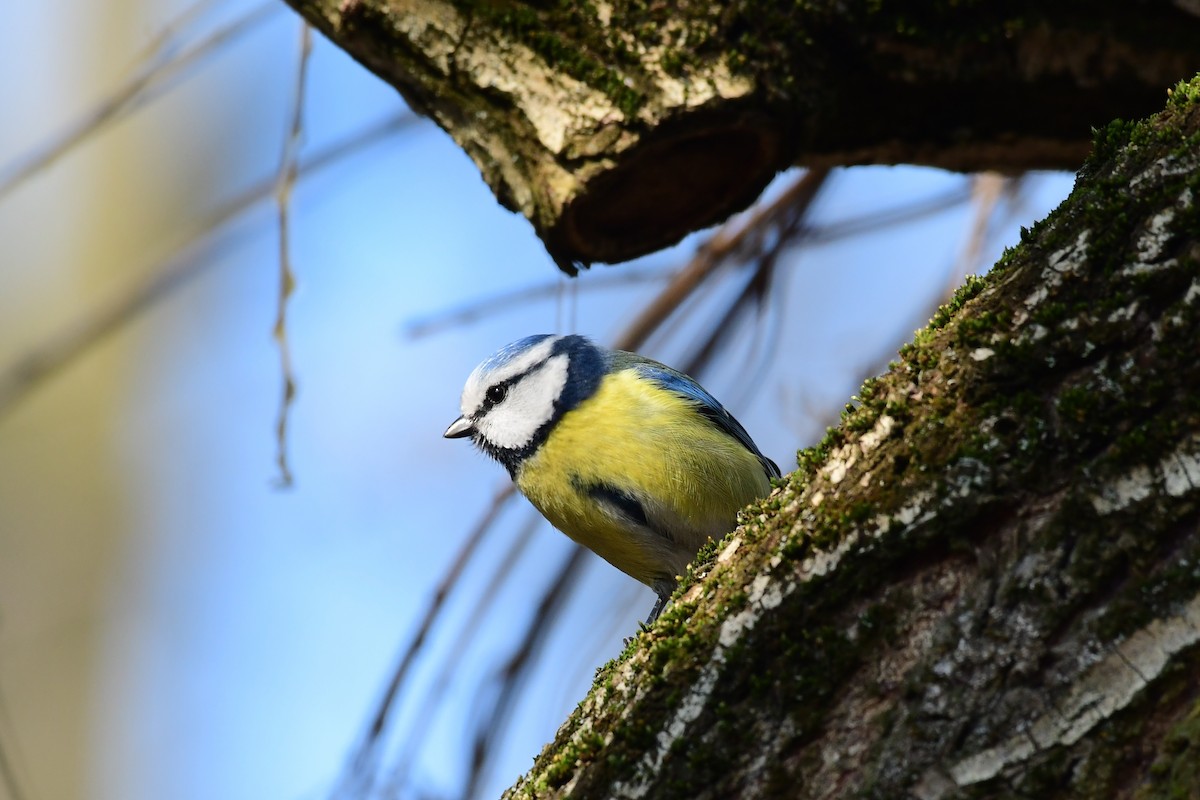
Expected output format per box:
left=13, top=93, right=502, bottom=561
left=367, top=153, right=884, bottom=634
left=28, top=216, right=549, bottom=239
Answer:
left=543, top=729, right=607, bottom=788
left=955, top=308, right=1010, bottom=347
left=843, top=403, right=875, bottom=432
left=931, top=273, right=988, bottom=329
left=721, top=1, right=1055, bottom=76
left=1031, top=300, right=1070, bottom=327
left=1140, top=698, right=1200, bottom=799
left=455, top=0, right=646, bottom=118
left=1056, top=383, right=1108, bottom=453
left=1167, top=75, right=1200, bottom=107
left=1090, top=533, right=1200, bottom=646
left=796, top=426, right=846, bottom=478
left=1112, top=419, right=1172, bottom=467
left=690, top=535, right=725, bottom=571
left=1091, top=117, right=1137, bottom=163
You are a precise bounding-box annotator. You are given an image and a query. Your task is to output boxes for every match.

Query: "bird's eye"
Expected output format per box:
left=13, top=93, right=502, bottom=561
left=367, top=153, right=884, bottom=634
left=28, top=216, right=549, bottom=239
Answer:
left=486, top=384, right=508, bottom=404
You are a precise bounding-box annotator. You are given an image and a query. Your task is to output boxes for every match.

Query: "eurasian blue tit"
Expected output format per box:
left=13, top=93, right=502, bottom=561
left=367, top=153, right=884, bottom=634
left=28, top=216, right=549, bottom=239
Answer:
left=444, top=334, right=780, bottom=622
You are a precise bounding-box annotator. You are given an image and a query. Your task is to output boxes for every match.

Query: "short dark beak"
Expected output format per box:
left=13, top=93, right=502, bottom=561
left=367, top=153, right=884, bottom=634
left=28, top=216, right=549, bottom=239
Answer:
left=444, top=416, right=473, bottom=439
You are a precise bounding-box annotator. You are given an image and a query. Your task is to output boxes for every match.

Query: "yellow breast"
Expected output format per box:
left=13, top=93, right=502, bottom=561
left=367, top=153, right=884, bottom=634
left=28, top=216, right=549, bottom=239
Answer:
left=515, top=369, right=771, bottom=588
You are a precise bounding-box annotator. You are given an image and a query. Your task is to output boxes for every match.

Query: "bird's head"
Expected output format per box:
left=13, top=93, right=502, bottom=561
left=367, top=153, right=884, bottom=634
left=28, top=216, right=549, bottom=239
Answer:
left=445, top=334, right=604, bottom=473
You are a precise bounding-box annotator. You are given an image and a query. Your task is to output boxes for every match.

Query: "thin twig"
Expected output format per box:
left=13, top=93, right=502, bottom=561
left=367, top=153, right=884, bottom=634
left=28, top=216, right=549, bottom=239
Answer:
left=681, top=170, right=827, bottom=378
left=957, top=173, right=1009, bottom=280
left=821, top=172, right=1029, bottom=437
left=403, top=269, right=670, bottom=340
left=613, top=168, right=829, bottom=353
left=332, top=485, right=518, bottom=800
left=404, top=177, right=968, bottom=347
left=553, top=579, right=644, bottom=717
left=381, top=512, right=545, bottom=797
left=725, top=256, right=790, bottom=414
left=462, top=546, right=589, bottom=800
left=131, top=0, right=231, bottom=67
left=0, top=112, right=421, bottom=421
left=0, top=2, right=278, bottom=201
left=804, top=183, right=971, bottom=245
left=270, top=21, right=312, bottom=488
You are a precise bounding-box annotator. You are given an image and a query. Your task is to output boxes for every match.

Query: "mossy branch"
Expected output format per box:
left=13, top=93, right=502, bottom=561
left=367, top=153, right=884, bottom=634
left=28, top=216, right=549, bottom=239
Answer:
left=504, top=76, right=1200, bottom=800
left=280, top=0, right=1200, bottom=268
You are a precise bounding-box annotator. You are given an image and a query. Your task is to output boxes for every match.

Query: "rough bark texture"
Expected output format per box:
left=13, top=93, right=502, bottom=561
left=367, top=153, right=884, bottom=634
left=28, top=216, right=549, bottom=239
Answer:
left=282, top=0, right=1200, bottom=268
left=497, top=81, right=1200, bottom=799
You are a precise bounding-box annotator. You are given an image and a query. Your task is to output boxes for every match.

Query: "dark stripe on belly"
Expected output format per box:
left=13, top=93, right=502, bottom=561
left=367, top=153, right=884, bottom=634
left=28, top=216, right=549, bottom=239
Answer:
left=570, top=475, right=658, bottom=533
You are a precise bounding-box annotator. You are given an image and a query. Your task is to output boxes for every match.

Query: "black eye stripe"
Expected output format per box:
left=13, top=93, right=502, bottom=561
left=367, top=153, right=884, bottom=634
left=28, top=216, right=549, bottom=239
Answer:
left=479, top=355, right=557, bottom=413
left=480, top=376, right=519, bottom=412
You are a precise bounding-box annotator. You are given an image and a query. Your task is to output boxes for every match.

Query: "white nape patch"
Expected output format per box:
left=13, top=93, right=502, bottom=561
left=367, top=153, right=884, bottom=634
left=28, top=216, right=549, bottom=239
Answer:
left=474, top=353, right=569, bottom=450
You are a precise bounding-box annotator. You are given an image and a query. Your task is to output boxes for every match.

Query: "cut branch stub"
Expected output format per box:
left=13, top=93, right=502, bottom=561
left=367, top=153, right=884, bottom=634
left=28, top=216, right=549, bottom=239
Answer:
left=285, top=0, right=1200, bottom=269
left=294, top=0, right=786, bottom=270
left=551, top=111, right=786, bottom=269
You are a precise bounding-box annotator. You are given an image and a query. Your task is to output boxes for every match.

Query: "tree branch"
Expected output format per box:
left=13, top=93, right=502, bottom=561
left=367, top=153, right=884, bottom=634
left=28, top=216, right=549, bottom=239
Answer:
left=278, top=0, right=1200, bottom=266
left=502, top=79, right=1200, bottom=800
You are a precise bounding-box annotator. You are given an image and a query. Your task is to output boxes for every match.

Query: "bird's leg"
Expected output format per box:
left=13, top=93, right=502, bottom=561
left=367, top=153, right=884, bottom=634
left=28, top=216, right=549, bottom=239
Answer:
left=643, top=587, right=671, bottom=627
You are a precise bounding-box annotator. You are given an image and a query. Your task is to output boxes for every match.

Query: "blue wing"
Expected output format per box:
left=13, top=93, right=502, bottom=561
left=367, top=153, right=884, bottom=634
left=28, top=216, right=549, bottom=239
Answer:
left=610, top=351, right=781, bottom=479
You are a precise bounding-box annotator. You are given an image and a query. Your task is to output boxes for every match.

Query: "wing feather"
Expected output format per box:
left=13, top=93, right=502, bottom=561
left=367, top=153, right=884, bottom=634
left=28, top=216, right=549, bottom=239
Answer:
left=609, top=351, right=781, bottom=479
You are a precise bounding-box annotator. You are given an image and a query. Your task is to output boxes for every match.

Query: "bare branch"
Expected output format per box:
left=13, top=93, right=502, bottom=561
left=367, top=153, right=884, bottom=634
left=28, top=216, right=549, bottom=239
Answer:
left=463, top=546, right=589, bottom=800
left=280, top=0, right=1200, bottom=264
left=381, top=514, right=545, bottom=797
left=332, top=485, right=517, bottom=799
left=0, top=2, right=278, bottom=201
left=0, top=112, right=420, bottom=421
left=270, top=21, right=312, bottom=488
left=614, top=168, right=829, bottom=353
left=403, top=269, right=671, bottom=341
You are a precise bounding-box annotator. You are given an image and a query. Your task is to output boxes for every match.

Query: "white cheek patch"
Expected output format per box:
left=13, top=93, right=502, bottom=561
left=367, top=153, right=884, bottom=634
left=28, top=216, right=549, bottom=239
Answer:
left=476, top=353, right=569, bottom=450
left=460, top=336, right=561, bottom=417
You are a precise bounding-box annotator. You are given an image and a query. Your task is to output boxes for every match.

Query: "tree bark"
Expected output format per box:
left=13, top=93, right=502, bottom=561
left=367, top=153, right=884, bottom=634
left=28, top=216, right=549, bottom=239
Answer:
left=495, top=83, right=1200, bottom=799
left=282, top=1, right=1200, bottom=268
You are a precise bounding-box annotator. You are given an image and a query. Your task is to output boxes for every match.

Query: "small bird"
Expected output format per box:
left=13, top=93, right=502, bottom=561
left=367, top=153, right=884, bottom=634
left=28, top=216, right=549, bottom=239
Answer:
left=445, top=334, right=780, bottom=623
